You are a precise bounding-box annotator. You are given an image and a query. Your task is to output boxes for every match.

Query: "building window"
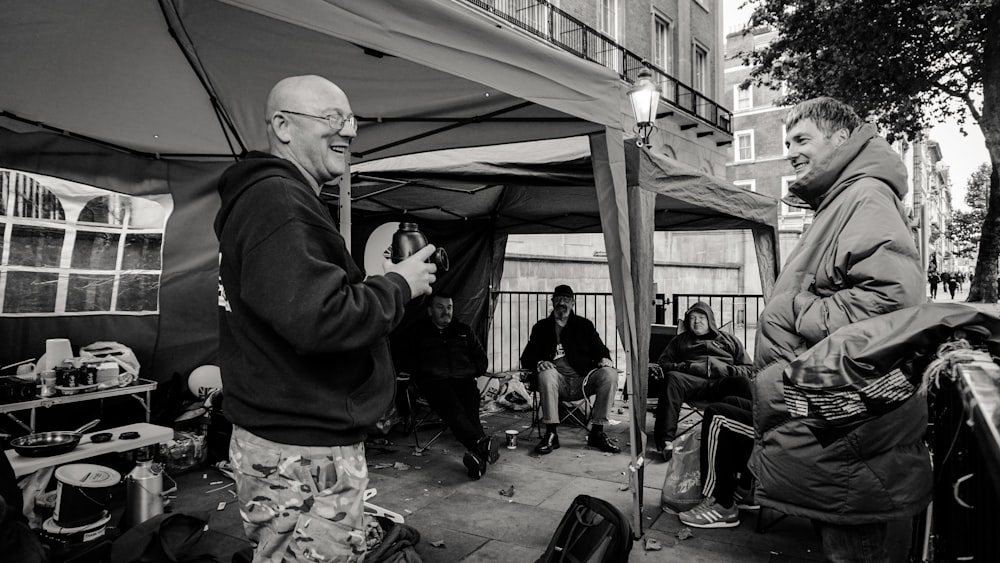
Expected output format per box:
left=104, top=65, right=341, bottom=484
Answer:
left=782, top=176, right=806, bottom=216
left=693, top=43, right=709, bottom=94
left=734, top=85, right=752, bottom=111
left=653, top=14, right=673, bottom=75
left=598, top=0, right=618, bottom=39
left=0, top=168, right=171, bottom=315
left=733, top=179, right=756, bottom=192
left=734, top=130, right=755, bottom=162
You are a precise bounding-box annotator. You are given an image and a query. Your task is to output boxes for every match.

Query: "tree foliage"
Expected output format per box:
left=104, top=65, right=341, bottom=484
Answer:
left=741, top=0, right=1000, bottom=301
left=948, top=163, right=992, bottom=258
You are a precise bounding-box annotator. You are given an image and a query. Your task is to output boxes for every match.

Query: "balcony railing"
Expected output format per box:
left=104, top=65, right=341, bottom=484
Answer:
left=486, top=291, right=763, bottom=372
left=460, top=0, right=733, bottom=135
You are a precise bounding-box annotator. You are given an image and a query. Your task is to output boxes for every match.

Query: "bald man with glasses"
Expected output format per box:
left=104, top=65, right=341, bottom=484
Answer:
left=215, top=75, right=436, bottom=562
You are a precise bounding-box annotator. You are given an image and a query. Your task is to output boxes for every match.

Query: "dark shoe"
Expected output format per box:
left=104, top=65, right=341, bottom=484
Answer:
left=658, top=441, right=674, bottom=462
left=463, top=451, right=486, bottom=479
left=534, top=431, right=560, bottom=454
left=587, top=431, right=621, bottom=454
left=478, top=434, right=500, bottom=464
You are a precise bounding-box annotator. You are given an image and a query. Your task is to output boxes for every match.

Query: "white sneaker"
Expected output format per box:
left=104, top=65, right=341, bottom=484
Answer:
left=678, top=497, right=740, bottom=529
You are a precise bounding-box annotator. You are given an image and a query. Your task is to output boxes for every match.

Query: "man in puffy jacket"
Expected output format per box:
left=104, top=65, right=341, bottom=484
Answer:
left=752, top=97, right=928, bottom=562
left=649, top=302, right=752, bottom=460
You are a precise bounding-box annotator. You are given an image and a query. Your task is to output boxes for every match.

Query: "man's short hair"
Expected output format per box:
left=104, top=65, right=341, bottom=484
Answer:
left=430, top=291, right=452, bottom=302
left=784, top=97, right=862, bottom=138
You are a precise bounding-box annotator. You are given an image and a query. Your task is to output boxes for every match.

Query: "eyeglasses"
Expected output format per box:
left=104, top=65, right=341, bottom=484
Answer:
left=552, top=296, right=574, bottom=305
left=280, top=110, right=357, bottom=132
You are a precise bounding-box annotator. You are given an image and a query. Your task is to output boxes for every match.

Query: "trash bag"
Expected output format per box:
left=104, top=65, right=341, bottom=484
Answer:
left=660, top=425, right=703, bottom=513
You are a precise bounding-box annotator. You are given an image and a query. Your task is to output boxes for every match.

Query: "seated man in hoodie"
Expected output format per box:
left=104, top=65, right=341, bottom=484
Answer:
left=649, top=301, right=752, bottom=459
left=395, top=292, right=498, bottom=479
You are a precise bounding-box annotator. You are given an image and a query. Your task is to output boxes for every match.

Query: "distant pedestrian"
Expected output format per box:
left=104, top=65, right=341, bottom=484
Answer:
left=927, top=271, right=939, bottom=299
left=946, top=273, right=958, bottom=299
left=956, top=272, right=964, bottom=292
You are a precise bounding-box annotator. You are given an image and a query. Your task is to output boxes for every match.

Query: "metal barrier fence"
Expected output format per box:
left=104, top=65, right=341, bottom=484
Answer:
left=459, top=0, right=732, bottom=134
left=486, top=291, right=764, bottom=372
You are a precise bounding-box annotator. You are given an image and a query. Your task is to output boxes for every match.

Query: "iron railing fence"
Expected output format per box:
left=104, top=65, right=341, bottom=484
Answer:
left=487, top=291, right=623, bottom=373
left=459, top=0, right=733, bottom=135
left=671, top=294, right=765, bottom=351
left=487, top=291, right=764, bottom=373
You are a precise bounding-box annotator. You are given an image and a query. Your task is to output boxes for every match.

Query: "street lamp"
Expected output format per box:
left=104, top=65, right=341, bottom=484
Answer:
left=627, top=67, right=660, bottom=147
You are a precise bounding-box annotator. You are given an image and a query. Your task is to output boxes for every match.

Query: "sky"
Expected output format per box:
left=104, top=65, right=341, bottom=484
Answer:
left=722, top=0, right=990, bottom=211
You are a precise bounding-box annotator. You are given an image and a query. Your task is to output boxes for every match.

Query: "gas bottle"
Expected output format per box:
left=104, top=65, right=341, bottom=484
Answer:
left=122, top=459, right=164, bottom=529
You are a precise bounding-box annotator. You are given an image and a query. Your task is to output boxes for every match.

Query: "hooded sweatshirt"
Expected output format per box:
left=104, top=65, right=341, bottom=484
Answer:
left=215, top=151, right=410, bottom=446
left=655, top=301, right=752, bottom=378
left=751, top=124, right=929, bottom=524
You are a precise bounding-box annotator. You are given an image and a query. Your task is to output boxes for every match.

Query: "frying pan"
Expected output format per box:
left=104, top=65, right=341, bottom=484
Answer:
left=10, top=419, right=101, bottom=457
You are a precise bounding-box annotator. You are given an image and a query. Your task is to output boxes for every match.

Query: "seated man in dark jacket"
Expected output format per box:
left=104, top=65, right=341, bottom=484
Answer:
left=395, top=292, right=498, bottom=479
left=650, top=301, right=752, bottom=459
left=520, top=284, right=621, bottom=455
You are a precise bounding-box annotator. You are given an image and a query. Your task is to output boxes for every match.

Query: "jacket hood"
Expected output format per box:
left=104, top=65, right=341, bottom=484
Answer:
left=680, top=301, right=718, bottom=337
left=214, top=151, right=312, bottom=237
left=787, top=123, right=907, bottom=212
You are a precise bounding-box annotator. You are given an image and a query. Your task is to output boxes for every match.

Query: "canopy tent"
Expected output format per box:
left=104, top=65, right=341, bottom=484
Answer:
left=349, top=137, right=780, bottom=322
left=0, top=0, right=774, bottom=536
left=350, top=137, right=780, bottom=509
left=0, top=0, right=631, bottom=383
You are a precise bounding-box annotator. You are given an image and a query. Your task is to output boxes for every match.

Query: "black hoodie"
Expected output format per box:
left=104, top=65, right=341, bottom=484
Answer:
left=215, top=151, right=410, bottom=446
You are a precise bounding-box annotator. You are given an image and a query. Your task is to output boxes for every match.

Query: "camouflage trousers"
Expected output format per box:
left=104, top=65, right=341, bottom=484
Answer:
left=229, top=426, right=369, bottom=563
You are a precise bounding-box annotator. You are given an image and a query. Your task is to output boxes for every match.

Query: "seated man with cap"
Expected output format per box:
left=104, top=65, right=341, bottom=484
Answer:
left=520, top=284, right=621, bottom=454
left=394, top=292, right=499, bottom=479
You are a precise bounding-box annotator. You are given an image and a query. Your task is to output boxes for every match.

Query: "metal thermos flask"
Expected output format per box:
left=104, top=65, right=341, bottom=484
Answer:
left=390, top=222, right=427, bottom=263
left=390, top=221, right=449, bottom=271
left=123, top=459, right=164, bottom=529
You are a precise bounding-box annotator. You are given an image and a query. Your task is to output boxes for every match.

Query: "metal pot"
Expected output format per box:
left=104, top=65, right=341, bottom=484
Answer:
left=10, top=419, right=100, bottom=457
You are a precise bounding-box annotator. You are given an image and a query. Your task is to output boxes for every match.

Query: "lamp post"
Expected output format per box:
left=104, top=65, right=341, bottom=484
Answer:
left=627, top=67, right=660, bottom=148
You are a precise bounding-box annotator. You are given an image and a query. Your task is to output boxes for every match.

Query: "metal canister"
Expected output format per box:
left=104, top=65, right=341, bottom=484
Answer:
left=122, top=459, right=164, bottom=529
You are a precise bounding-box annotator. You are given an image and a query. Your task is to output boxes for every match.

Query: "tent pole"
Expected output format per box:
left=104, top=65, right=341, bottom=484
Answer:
left=340, top=166, right=352, bottom=251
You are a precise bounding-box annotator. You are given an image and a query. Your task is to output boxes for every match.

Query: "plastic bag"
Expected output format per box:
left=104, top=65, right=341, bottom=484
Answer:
left=80, top=341, right=140, bottom=384
left=660, top=425, right=703, bottom=513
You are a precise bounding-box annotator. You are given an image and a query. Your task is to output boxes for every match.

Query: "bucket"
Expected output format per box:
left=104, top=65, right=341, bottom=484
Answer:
left=54, top=463, right=121, bottom=527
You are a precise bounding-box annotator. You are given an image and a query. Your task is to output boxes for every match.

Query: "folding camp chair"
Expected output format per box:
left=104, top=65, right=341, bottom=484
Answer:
left=396, top=372, right=447, bottom=452
left=529, top=373, right=596, bottom=437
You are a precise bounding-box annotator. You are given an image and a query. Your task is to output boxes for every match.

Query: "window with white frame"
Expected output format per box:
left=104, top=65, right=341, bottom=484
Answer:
left=781, top=175, right=805, bottom=216
left=734, top=85, right=752, bottom=111
left=734, top=130, right=755, bottom=162
left=693, top=43, right=708, bottom=94
left=0, top=168, right=171, bottom=315
left=598, top=0, right=618, bottom=39
left=733, top=179, right=756, bottom=192
left=652, top=14, right=673, bottom=75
